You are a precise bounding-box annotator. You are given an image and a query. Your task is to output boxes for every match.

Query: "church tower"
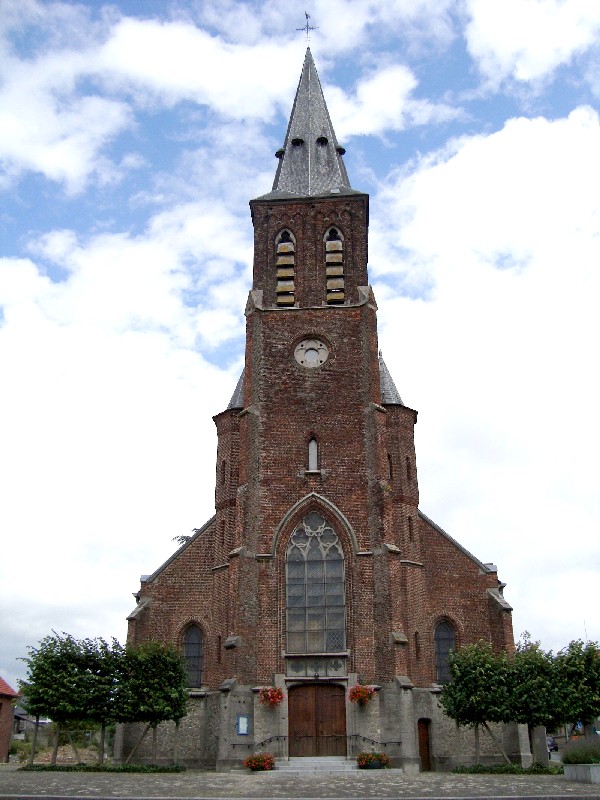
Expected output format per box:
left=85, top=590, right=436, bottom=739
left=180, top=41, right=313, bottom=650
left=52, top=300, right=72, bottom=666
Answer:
left=123, top=50, right=518, bottom=772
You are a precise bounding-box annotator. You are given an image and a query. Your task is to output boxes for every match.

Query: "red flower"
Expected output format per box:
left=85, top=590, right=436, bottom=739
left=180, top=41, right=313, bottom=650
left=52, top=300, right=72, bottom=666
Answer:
left=348, top=684, right=375, bottom=705
left=258, top=686, right=284, bottom=706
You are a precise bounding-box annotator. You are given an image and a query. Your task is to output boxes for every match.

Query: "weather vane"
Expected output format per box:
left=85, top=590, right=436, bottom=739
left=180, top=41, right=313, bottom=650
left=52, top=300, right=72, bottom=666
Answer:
left=297, top=12, right=317, bottom=41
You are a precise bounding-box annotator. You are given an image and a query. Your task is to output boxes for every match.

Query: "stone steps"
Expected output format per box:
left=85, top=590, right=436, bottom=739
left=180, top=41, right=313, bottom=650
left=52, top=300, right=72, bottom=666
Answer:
left=275, top=756, right=357, bottom=773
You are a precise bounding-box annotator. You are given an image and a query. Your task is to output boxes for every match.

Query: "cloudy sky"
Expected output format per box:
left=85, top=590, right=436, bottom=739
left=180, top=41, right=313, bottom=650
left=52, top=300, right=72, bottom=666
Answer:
left=1, top=0, right=599, bottom=693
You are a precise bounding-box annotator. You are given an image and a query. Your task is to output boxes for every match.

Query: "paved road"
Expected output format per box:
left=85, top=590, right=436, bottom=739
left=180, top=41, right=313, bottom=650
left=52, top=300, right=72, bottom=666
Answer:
left=1, top=766, right=600, bottom=800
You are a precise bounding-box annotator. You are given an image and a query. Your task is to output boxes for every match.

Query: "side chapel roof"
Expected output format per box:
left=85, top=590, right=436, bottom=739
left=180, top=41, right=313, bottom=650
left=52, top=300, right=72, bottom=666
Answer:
left=226, top=357, right=404, bottom=410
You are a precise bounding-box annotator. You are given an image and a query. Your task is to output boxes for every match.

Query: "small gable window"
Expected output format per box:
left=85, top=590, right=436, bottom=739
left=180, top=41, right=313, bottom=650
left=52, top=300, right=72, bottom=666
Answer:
left=325, top=227, right=344, bottom=304
left=183, top=624, right=204, bottom=687
left=434, top=621, right=455, bottom=684
left=276, top=229, right=295, bottom=307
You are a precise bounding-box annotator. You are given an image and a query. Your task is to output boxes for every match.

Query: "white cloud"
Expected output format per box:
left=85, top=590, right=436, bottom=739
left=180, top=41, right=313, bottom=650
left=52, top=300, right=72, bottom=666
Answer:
left=465, top=0, right=600, bottom=86
left=373, top=105, right=600, bottom=651
left=327, top=64, right=460, bottom=140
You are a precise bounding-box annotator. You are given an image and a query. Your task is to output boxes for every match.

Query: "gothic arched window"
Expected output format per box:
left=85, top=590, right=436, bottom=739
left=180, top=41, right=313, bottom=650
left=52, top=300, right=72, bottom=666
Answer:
left=183, top=624, right=204, bottom=687
left=325, top=227, right=345, bottom=304
left=286, top=512, right=345, bottom=653
left=434, top=621, right=455, bottom=684
left=275, top=229, right=295, bottom=306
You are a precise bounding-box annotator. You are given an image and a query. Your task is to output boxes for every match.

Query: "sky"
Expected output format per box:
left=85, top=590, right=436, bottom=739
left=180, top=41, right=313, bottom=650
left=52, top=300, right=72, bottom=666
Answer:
left=1, top=0, right=599, bottom=694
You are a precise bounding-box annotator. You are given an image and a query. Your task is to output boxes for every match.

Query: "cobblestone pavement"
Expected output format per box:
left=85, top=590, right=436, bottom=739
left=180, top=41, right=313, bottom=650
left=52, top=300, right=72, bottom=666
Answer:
left=1, top=766, right=600, bottom=800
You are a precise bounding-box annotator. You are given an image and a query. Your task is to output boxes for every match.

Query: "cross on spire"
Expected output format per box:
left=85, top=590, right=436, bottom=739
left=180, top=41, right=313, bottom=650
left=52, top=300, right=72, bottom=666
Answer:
left=297, top=12, right=317, bottom=41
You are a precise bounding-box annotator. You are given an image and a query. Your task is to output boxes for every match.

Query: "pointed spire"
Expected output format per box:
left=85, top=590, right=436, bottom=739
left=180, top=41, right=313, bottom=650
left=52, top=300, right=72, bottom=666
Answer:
left=227, top=370, right=245, bottom=410
left=379, top=353, right=404, bottom=406
left=269, top=48, right=355, bottom=198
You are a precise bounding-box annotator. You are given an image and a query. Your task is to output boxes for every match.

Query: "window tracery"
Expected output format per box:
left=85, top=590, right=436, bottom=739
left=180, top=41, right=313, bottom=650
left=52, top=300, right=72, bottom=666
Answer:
left=286, top=512, right=345, bottom=653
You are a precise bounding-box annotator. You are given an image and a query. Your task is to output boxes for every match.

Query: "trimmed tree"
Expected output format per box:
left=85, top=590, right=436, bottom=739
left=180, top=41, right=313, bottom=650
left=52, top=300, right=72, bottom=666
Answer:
left=507, top=633, right=559, bottom=760
left=439, top=642, right=511, bottom=764
left=555, top=640, right=600, bottom=739
left=116, top=641, right=188, bottom=765
left=20, top=632, right=107, bottom=764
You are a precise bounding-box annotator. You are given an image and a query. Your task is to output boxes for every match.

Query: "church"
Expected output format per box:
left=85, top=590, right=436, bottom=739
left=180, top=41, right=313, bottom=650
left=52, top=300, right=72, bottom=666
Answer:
left=119, top=49, right=523, bottom=771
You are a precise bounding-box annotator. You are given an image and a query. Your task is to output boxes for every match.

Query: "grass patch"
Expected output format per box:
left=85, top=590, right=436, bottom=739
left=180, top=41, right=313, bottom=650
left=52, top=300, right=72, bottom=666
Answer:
left=20, top=764, right=186, bottom=773
left=453, top=762, right=563, bottom=775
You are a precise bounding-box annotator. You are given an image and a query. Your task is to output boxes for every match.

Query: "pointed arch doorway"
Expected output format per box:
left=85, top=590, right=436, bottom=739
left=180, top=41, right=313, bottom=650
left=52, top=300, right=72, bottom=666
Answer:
left=288, top=684, right=346, bottom=756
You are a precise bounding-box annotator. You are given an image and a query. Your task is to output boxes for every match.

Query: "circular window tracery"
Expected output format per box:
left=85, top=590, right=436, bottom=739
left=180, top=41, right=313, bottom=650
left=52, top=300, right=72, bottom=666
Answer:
left=294, top=339, right=329, bottom=368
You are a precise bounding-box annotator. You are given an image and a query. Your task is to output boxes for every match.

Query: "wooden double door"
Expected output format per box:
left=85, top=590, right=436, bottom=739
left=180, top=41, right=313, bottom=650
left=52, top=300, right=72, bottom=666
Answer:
left=288, top=684, right=346, bottom=756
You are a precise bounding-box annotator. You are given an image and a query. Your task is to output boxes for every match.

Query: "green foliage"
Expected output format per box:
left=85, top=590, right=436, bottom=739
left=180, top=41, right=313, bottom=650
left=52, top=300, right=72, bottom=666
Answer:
left=453, top=762, right=563, bottom=775
left=115, top=642, right=188, bottom=726
left=9, top=740, right=40, bottom=763
left=555, top=640, right=600, bottom=727
left=562, top=738, right=600, bottom=764
left=439, top=642, right=510, bottom=727
left=20, top=632, right=189, bottom=734
left=509, top=633, right=560, bottom=730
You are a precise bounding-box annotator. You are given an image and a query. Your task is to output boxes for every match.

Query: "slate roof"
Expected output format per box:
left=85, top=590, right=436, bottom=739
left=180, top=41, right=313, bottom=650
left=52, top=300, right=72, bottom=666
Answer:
left=379, top=353, right=404, bottom=406
left=227, top=369, right=245, bottom=409
left=256, top=48, right=362, bottom=200
left=225, top=357, right=403, bottom=410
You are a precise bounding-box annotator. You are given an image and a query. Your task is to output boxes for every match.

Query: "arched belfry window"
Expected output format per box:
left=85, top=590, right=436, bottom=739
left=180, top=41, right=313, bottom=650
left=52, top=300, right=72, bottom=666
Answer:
left=286, top=512, right=345, bottom=653
left=276, top=229, right=295, bottom=306
left=183, top=624, right=204, bottom=687
left=434, top=621, right=455, bottom=684
left=325, top=227, right=344, bottom=304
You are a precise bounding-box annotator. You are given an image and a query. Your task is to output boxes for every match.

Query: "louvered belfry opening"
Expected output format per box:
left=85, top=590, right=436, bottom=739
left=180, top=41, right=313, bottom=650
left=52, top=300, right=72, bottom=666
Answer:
left=276, top=229, right=295, bottom=306
left=325, top=227, right=344, bottom=304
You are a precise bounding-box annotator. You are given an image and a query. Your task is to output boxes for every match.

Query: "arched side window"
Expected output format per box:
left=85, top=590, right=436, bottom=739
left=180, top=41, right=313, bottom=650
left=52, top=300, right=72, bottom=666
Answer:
left=325, top=227, right=344, bottom=304
left=286, top=512, right=345, bottom=653
left=183, top=624, right=204, bottom=687
left=308, top=437, right=318, bottom=471
left=276, top=229, right=295, bottom=306
left=434, top=621, right=455, bottom=684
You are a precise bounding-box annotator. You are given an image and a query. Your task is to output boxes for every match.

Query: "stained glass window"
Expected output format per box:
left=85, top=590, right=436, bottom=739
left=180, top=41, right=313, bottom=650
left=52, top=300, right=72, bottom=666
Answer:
left=286, top=512, right=345, bottom=653
left=434, top=621, right=455, bottom=684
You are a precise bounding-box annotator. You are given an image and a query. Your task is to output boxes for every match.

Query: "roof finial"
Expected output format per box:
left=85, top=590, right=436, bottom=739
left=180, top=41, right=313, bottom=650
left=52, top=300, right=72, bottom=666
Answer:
left=296, top=12, right=317, bottom=41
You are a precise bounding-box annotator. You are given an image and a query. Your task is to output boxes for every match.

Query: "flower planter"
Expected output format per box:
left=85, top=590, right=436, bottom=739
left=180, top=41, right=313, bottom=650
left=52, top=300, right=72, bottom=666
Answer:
left=563, top=764, right=600, bottom=784
left=362, top=761, right=385, bottom=769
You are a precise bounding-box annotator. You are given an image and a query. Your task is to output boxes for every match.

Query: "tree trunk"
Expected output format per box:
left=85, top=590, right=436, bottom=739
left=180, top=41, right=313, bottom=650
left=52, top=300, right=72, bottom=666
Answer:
left=28, top=716, right=39, bottom=766
left=173, top=720, right=179, bottom=766
left=67, top=730, right=82, bottom=763
left=482, top=721, right=511, bottom=764
left=125, top=722, right=151, bottom=765
left=152, top=725, right=158, bottom=766
left=98, top=723, right=106, bottom=765
left=51, top=725, right=60, bottom=766
left=474, top=724, right=480, bottom=764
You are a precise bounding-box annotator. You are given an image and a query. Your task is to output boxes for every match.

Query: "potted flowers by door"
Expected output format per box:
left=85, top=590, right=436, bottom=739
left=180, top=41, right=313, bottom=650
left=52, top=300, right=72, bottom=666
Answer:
left=348, top=684, right=375, bottom=707
left=243, top=752, right=276, bottom=771
left=258, top=686, right=285, bottom=707
left=356, top=752, right=390, bottom=769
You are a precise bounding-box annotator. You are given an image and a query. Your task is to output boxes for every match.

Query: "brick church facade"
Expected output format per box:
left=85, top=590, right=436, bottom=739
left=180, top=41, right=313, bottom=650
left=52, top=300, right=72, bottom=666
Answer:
left=120, top=50, right=524, bottom=771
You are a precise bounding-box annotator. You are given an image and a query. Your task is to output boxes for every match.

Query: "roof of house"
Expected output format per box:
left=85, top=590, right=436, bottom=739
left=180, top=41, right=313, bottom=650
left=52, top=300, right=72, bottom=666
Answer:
left=0, top=676, right=19, bottom=698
